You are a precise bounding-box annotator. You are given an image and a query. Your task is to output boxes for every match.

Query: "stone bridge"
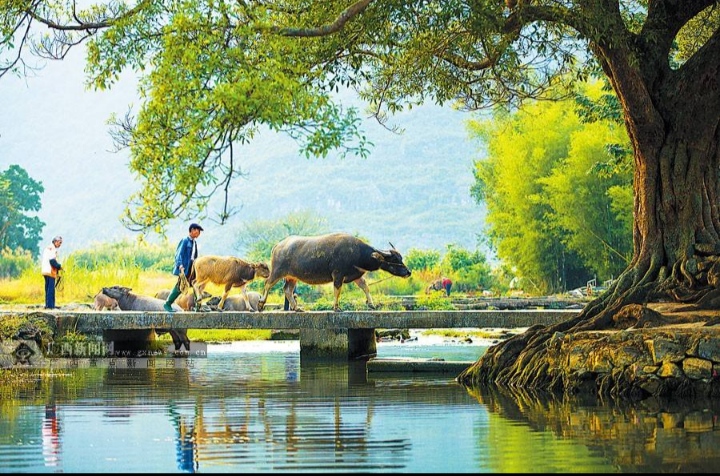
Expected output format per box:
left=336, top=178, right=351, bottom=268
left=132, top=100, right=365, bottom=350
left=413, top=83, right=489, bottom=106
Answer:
left=5, top=308, right=581, bottom=360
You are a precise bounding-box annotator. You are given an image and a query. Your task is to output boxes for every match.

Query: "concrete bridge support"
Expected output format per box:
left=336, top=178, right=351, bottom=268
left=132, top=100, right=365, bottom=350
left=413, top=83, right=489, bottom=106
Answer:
left=103, top=329, right=158, bottom=354
left=299, top=328, right=377, bottom=361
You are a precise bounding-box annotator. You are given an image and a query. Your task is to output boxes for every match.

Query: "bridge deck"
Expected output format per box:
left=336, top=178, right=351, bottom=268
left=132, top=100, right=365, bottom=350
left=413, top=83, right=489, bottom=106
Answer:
left=4, top=309, right=580, bottom=333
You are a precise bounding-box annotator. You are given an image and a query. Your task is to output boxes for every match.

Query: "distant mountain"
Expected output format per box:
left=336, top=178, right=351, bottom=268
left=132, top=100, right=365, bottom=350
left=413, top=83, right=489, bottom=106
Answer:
left=0, top=47, right=488, bottom=259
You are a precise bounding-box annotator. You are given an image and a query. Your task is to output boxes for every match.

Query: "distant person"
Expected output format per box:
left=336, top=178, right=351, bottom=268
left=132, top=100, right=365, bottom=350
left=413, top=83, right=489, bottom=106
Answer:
left=41, top=236, right=63, bottom=309
left=164, top=223, right=203, bottom=312
left=441, top=276, right=452, bottom=297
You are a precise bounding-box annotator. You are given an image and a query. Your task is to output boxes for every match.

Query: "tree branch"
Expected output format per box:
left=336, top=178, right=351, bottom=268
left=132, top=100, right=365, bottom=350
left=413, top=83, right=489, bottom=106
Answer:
left=274, top=0, right=374, bottom=37
left=25, top=0, right=152, bottom=31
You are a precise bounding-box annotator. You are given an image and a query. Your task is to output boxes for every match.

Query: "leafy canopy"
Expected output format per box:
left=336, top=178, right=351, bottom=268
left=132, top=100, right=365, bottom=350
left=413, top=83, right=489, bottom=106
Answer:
left=0, top=0, right=715, bottom=240
left=0, top=0, right=592, bottom=235
left=0, top=165, right=45, bottom=257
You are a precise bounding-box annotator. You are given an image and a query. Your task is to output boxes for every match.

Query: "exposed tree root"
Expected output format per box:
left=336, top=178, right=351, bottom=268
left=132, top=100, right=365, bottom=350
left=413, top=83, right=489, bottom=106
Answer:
left=457, top=254, right=720, bottom=393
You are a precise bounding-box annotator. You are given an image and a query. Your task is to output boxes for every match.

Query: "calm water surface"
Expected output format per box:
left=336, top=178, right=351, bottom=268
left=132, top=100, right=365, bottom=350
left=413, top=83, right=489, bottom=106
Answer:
left=2, top=339, right=719, bottom=473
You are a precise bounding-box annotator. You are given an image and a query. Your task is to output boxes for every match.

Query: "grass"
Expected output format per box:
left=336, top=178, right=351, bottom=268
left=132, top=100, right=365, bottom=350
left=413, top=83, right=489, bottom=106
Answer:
left=185, top=329, right=273, bottom=343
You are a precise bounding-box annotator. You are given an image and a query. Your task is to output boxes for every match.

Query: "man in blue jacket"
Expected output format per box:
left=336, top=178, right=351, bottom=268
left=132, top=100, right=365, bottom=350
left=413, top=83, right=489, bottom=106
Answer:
left=164, top=223, right=204, bottom=312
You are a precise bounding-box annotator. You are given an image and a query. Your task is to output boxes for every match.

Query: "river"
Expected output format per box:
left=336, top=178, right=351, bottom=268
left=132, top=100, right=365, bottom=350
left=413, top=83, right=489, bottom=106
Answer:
left=1, top=335, right=719, bottom=473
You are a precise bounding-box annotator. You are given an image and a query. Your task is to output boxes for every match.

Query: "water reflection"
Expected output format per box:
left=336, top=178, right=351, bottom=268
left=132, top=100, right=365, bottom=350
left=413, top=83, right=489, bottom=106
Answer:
left=2, top=343, right=720, bottom=472
left=467, top=384, right=720, bottom=472
left=41, top=403, right=60, bottom=468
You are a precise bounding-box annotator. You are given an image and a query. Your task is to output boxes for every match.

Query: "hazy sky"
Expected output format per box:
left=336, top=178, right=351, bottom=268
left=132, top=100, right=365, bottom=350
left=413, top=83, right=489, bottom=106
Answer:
left=1, top=45, right=488, bottom=258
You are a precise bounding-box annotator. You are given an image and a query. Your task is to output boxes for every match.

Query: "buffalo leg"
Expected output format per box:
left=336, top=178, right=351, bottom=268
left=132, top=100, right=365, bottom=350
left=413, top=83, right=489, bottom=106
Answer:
left=238, top=284, right=256, bottom=312
left=169, top=329, right=190, bottom=351
left=333, top=274, right=345, bottom=312
left=219, top=283, right=232, bottom=309
left=283, top=278, right=301, bottom=311
left=353, top=276, right=375, bottom=309
left=258, top=275, right=284, bottom=312
left=193, top=279, right=208, bottom=308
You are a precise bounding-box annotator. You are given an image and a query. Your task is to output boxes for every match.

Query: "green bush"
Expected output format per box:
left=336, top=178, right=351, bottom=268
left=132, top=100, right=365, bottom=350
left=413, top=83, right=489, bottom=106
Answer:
left=416, top=291, right=456, bottom=310
left=70, top=239, right=173, bottom=272
left=0, top=247, right=35, bottom=279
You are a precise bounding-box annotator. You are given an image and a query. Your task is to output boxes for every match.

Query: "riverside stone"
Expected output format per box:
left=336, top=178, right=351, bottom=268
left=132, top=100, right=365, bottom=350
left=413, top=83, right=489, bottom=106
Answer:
left=546, top=326, right=720, bottom=399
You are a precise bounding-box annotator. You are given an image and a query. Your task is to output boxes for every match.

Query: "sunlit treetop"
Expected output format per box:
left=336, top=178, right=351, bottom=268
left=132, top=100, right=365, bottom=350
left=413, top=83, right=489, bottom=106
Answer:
left=0, top=1, right=717, bottom=234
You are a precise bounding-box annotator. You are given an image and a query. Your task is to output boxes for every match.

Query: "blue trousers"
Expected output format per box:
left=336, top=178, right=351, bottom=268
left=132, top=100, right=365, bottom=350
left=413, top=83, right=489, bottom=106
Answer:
left=44, top=275, right=56, bottom=309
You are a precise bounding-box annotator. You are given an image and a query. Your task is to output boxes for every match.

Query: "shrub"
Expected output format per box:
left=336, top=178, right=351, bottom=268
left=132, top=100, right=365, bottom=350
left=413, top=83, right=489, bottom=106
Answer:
left=0, top=247, right=35, bottom=279
left=71, top=239, right=173, bottom=272
left=416, top=291, right=456, bottom=310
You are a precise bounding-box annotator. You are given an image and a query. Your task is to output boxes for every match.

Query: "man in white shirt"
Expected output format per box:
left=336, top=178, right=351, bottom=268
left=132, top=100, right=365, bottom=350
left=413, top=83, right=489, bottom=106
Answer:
left=41, top=236, right=63, bottom=309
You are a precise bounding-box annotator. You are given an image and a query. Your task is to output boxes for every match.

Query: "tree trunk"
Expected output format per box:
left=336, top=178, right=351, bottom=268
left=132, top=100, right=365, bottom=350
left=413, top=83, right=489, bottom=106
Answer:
left=458, top=76, right=720, bottom=391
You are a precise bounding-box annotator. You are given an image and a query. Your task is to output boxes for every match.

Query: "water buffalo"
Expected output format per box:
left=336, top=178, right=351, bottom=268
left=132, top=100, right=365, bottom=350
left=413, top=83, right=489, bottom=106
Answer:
left=191, top=255, right=270, bottom=311
left=154, top=289, right=211, bottom=311
left=425, top=279, right=444, bottom=294
left=206, top=291, right=263, bottom=311
left=258, top=233, right=412, bottom=312
left=93, top=292, right=119, bottom=311
left=425, top=277, right=452, bottom=296
left=101, top=285, right=189, bottom=351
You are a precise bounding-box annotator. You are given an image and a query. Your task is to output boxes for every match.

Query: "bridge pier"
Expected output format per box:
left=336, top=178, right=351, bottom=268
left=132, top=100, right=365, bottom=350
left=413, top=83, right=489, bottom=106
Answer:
left=299, top=328, right=377, bottom=361
left=101, top=327, right=378, bottom=361
left=103, top=329, right=158, bottom=354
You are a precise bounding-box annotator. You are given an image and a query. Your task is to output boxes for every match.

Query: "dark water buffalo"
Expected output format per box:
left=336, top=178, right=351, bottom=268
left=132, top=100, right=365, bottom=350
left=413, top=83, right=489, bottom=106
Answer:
left=102, top=285, right=189, bottom=351
left=258, top=233, right=412, bottom=312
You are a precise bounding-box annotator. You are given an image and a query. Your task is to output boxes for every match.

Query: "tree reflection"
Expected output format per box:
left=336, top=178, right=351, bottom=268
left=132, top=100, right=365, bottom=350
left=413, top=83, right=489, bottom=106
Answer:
left=466, top=384, right=720, bottom=472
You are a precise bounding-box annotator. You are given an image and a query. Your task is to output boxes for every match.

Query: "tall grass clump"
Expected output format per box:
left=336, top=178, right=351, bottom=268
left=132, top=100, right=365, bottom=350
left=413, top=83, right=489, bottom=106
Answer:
left=0, top=247, right=35, bottom=279
left=61, top=254, right=142, bottom=301
left=0, top=239, right=167, bottom=305
left=0, top=256, right=144, bottom=305
left=72, top=238, right=173, bottom=272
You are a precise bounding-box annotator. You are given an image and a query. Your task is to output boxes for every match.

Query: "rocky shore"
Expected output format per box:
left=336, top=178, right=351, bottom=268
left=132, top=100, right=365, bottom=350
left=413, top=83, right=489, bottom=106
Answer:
left=460, top=302, right=720, bottom=400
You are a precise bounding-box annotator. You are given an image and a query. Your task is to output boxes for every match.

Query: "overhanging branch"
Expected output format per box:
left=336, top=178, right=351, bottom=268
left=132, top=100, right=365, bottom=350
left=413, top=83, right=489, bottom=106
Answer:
left=274, top=0, right=374, bottom=37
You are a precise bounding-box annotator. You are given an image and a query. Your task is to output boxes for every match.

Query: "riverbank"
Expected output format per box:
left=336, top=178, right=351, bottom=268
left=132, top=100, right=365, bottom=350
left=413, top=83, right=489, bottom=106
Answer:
left=459, top=302, right=720, bottom=400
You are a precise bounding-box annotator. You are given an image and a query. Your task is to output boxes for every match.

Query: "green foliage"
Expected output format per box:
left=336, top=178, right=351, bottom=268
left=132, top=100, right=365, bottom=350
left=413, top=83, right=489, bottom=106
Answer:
left=53, top=330, right=88, bottom=345
left=0, top=247, right=35, bottom=279
left=61, top=255, right=142, bottom=300
left=234, top=210, right=330, bottom=262
left=83, top=2, right=373, bottom=232
left=438, top=244, right=495, bottom=293
left=0, top=256, right=144, bottom=305
left=416, top=291, right=456, bottom=310
left=307, top=297, right=336, bottom=311
left=674, top=6, right=720, bottom=64
left=0, top=314, right=54, bottom=341
left=404, top=248, right=441, bottom=271
left=0, top=0, right=600, bottom=234
left=469, top=81, right=632, bottom=292
left=0, top=165, right=45, bottom=257
left=368, top=271, right=418, bottom=296
left=71, top=238, right=173, bottom=272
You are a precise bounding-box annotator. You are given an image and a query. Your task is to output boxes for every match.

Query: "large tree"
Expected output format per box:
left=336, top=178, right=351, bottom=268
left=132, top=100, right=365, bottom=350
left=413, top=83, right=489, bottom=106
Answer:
left=0, top=164, right=45, bottom=257
left=2, top=1, right=719, bottom=391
